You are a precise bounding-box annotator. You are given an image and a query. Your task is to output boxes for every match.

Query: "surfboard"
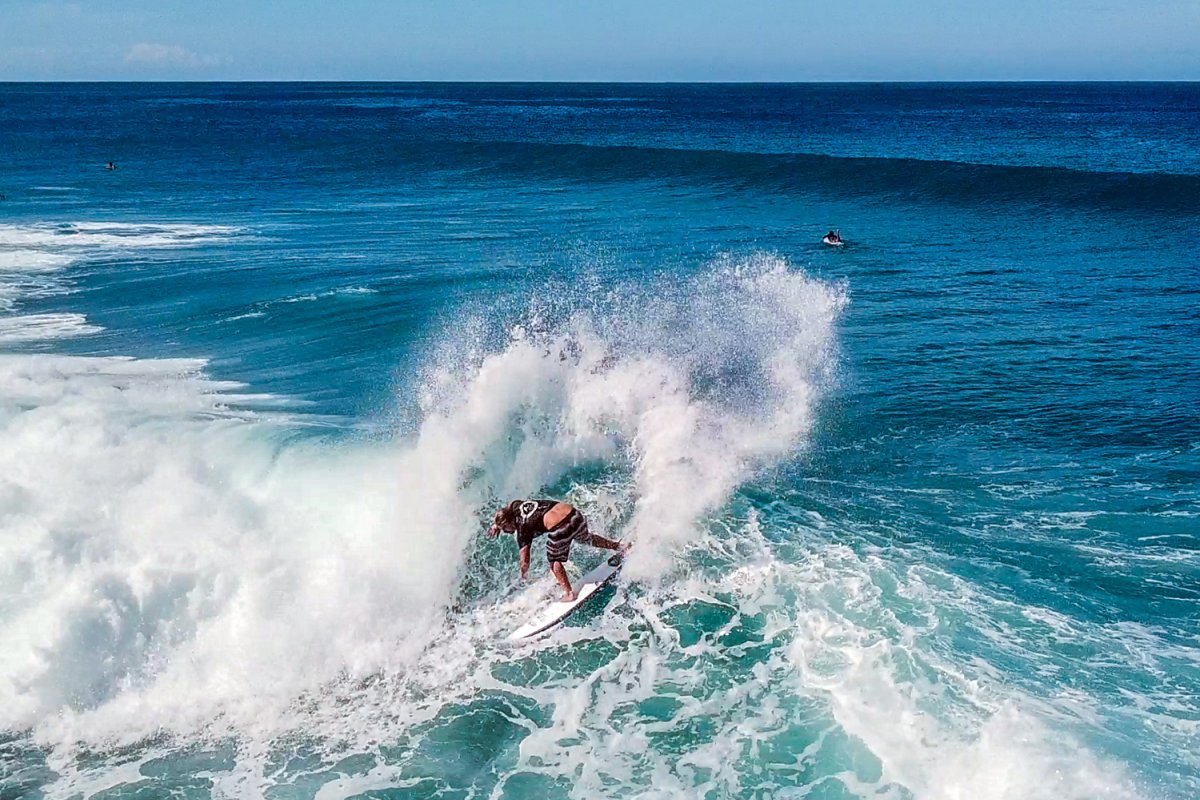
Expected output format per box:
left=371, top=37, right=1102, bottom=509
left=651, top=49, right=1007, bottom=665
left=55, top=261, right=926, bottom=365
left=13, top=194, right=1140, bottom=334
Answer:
left=508, top=553, right=624, bottom=640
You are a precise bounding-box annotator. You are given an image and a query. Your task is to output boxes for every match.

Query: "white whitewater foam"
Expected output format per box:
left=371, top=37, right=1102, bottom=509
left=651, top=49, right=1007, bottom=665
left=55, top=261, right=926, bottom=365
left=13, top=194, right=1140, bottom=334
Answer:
left=0, top=221, right=240, bottom=342
left=0, top=347, right=500, bottom=750
left=0, top=313, right=102, bottom=343
left=783, top=545, right=1145, bottom=800
left=0, top=222, right=240, bottom=251
left=0, top=246, right=76, bottom=315
left=0, top=251, right=76, bottom=272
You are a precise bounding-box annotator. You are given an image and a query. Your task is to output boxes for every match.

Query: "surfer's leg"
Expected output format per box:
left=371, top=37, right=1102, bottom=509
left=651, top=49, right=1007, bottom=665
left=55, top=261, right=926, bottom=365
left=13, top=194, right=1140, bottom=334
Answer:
left=550, top=561, right=575, bottom=601
left=557, top=512, right=626, bottom=554
left=577, top=518, right=627, bottom=553
left=586, top=532, right=622, bottom=551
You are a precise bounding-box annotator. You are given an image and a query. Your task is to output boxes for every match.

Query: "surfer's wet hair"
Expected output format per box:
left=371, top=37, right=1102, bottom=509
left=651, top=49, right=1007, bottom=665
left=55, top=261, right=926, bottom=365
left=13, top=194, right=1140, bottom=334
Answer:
left=493, top=501, right=521, bottom=532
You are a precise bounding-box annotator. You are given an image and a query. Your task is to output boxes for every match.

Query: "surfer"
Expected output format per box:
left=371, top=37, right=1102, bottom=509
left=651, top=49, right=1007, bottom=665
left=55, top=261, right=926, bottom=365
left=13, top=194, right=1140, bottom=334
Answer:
left=105, top=162, right=117, bottom=171
left=823, top=229, right=842, bottom=245
left=488, top=499, right=625, bottom=601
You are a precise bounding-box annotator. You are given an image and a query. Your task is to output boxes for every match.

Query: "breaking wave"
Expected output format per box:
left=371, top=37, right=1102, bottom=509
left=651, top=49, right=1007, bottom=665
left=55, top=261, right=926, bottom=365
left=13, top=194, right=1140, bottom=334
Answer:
left=0, top=246, right=1153, bottom=799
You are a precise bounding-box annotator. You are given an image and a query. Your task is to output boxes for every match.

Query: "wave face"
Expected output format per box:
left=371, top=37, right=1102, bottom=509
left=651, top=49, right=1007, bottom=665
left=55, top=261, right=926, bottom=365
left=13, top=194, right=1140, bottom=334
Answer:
left=1, top=83, right=1198, bottom=800
left=375, top=139, right=1200, bottom=216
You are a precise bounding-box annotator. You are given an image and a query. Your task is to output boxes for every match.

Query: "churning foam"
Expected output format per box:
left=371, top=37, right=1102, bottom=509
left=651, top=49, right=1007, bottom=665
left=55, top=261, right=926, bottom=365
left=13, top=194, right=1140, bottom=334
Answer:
left=784, top=544, right=1144, bottom=800
left=0, top=251, right=76, bottom=272
left=0, top=313, right=103, bottom=343
left=0, top=221, right=240, bottom=344
left=0, top=222, right=240, bottom=251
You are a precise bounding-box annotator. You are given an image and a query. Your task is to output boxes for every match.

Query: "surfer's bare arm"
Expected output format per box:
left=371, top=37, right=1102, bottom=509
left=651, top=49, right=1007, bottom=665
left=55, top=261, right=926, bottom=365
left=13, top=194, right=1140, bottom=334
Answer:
left=519, top=544, right=531, bottom=581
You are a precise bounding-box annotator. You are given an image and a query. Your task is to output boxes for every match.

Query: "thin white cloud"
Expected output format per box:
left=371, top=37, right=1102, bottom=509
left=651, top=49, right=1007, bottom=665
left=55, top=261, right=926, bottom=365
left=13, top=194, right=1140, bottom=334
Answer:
left=124, top=43, right=225, bottom=69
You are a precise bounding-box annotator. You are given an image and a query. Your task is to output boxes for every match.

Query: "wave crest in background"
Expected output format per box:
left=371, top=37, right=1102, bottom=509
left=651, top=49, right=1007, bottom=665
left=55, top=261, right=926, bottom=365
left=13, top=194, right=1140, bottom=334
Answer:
left=379, top=140, right=1200, bottom=216
left=0, top=222, right=240, bottom=251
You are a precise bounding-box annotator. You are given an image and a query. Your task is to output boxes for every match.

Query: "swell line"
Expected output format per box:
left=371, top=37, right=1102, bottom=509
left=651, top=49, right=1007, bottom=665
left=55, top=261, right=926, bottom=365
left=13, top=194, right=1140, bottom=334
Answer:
left=394, top=139, right=1200, bottom=215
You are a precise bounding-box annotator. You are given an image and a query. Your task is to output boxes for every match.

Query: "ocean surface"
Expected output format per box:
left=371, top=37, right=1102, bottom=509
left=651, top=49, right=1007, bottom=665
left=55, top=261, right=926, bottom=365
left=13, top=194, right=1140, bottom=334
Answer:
left=0, top=83, right=1197, bottom=800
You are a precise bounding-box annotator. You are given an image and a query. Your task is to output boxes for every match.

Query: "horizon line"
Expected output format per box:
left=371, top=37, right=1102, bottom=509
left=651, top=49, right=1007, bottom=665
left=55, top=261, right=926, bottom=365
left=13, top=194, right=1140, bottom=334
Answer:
left=3, top=78, right=1200, bottom=85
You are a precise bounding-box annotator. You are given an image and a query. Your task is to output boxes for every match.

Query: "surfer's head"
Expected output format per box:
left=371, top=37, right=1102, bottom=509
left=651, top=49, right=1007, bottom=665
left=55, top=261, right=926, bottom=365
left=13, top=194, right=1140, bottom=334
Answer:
left=488, top=501, right=521, bottom=536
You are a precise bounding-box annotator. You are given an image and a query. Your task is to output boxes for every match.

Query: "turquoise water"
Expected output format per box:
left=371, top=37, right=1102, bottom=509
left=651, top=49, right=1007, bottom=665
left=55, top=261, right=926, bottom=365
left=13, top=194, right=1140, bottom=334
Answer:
left=0, top=83, right=1197, bottom=799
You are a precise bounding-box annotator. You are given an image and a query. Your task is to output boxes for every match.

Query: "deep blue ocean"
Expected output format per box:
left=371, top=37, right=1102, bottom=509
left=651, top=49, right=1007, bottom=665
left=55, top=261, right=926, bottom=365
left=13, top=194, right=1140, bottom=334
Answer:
left=0, top=83, right=1197, bottom=800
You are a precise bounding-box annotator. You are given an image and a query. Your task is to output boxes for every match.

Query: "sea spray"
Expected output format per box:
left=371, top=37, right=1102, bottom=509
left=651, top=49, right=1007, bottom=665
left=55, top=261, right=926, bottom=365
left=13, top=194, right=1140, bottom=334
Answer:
left=422, top=253, right=846, bottom=581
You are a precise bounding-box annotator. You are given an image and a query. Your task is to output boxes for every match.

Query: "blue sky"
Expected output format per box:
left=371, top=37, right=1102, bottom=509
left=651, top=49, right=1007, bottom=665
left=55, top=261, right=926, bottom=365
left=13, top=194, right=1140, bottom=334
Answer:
left=2, top=0, right=1197, bottom=81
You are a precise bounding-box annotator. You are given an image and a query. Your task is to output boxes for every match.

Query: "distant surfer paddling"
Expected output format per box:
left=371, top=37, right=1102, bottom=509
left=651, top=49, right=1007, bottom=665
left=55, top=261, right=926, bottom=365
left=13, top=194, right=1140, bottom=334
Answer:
left=488, top=500, right=626, bottom=601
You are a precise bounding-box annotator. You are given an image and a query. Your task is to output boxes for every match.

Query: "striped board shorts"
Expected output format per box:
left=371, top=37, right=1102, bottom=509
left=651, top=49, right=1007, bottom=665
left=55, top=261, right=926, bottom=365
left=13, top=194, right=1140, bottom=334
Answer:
left=546, top=510, right=591, bottom=563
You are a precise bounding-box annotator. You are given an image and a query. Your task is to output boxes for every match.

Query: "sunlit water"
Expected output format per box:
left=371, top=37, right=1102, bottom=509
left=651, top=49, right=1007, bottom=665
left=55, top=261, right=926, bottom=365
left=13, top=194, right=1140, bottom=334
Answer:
left=1, top=83, right=1197, bottom=800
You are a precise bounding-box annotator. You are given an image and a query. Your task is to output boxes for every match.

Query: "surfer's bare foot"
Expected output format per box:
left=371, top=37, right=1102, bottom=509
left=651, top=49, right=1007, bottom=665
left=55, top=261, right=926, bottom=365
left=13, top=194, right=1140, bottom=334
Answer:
left=562, top=590, right=577, bottom=602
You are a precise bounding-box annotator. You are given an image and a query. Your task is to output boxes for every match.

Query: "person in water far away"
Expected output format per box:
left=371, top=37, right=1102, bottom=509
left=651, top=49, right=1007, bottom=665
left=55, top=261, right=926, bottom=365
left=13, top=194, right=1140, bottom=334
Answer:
left=825, top=229, right=841, bottom=243
left=488, top=499, right=626, bottom=601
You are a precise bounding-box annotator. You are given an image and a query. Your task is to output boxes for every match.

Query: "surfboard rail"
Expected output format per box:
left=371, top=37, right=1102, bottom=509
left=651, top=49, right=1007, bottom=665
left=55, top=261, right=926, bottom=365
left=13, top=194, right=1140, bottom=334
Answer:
left=507, top=553, right=623, bottom=640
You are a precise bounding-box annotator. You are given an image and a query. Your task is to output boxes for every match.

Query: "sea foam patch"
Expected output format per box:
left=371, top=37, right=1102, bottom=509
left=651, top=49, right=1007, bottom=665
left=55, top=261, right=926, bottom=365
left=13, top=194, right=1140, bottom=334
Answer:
left=0, top=221, right=242, bottom=342
left=0, top=251, right=76, bottom=272
left=0, top=313, right=103, bottom=343
left=0, top=222, right=240, bottom=251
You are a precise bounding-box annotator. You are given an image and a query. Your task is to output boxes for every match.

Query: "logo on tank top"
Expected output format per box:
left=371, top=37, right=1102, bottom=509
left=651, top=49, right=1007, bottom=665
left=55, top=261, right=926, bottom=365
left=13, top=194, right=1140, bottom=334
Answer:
left=519, top=500, right=538, bottom=520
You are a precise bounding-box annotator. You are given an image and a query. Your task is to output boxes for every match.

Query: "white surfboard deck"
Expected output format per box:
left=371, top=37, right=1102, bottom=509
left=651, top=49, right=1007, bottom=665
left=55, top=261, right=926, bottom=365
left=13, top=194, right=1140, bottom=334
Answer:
left=508, top=553, right=624, bottom=640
